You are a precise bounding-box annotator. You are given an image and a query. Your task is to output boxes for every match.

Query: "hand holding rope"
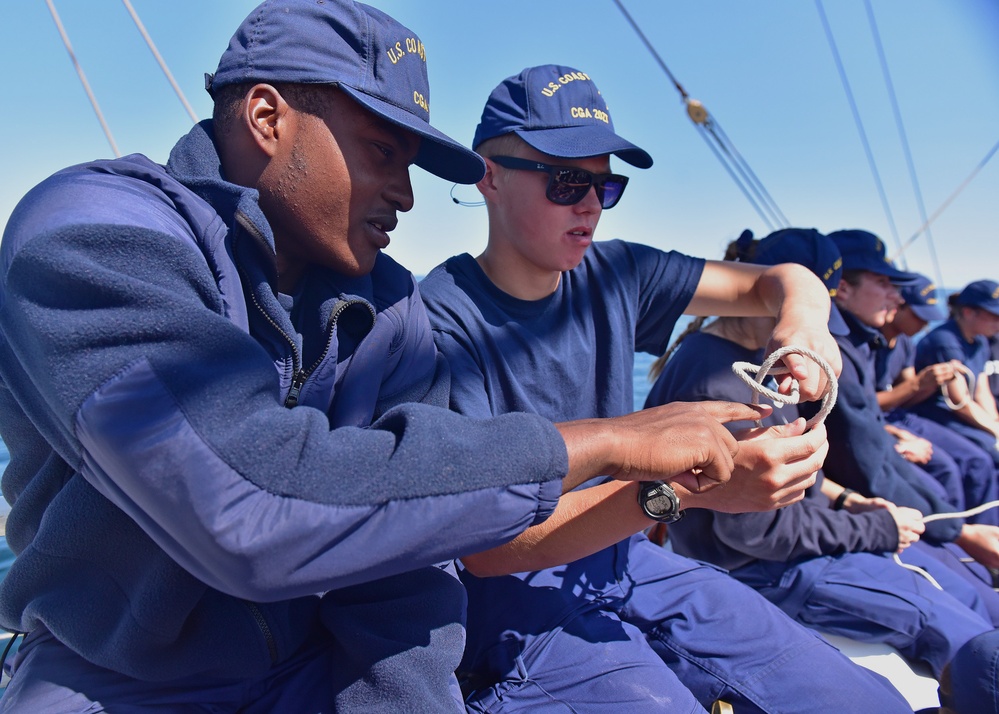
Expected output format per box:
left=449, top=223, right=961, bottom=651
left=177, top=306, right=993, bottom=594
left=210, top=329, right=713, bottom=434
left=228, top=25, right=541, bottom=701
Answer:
left=731, top=346, right=999, bottom=590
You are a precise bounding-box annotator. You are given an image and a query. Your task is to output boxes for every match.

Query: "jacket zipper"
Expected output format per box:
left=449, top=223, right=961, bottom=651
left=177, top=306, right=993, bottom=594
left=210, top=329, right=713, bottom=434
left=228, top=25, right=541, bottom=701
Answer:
left=233, top=212, right=375, bottom=410
left=243, top=601, right=279, bottom=664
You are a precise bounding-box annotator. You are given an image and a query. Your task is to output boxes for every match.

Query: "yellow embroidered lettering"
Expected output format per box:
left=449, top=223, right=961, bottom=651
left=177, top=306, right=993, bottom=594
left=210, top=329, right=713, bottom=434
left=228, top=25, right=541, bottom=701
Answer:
left=386, top=41, right=406, bottom=64
left=593, top=108, right=609, bottom=124
left=406, top=37, right=426, bottom=62
left=413, top=90, right=429, bottom=113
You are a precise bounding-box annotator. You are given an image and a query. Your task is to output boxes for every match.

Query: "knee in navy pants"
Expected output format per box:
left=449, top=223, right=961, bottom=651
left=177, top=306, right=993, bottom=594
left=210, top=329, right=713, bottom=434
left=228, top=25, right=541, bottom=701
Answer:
left=946, top=628, right=999, bottom=714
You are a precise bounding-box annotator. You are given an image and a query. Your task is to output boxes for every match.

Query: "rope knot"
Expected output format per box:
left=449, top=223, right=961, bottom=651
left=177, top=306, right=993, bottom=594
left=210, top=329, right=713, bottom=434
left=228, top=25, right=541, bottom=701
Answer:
left=731, top=345, right=838, bottom=429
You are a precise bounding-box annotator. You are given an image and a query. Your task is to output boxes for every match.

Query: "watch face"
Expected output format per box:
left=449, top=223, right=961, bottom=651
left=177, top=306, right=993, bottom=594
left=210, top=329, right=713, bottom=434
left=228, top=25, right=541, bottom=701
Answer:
left=640, top=481, right=682, bottom=523
left=646, top=492, right=673, bottom=516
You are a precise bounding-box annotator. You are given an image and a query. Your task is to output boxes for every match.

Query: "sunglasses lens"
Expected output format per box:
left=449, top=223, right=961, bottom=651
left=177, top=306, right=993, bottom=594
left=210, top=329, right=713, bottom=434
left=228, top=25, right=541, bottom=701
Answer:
left=547, top=168, right=593, bottom=205
left=595, top=177, right=628, bottom=209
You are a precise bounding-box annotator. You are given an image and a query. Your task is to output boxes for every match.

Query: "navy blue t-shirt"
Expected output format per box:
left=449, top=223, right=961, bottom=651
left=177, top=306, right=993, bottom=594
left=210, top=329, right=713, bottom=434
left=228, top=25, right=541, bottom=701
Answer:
left=915, top=320, right=990, bottom=415
left=874, top=333, right=915, bottom=393
left=420, top=240, right=705, bottom=422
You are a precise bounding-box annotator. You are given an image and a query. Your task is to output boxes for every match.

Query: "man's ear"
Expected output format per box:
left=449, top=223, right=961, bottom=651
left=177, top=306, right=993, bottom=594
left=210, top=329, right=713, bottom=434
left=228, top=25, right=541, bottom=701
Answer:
left=244, top=83, right=292, bottom=158
left=476, top=157, right=500, bottom=202
left=836, top=277, right=851, bottom=303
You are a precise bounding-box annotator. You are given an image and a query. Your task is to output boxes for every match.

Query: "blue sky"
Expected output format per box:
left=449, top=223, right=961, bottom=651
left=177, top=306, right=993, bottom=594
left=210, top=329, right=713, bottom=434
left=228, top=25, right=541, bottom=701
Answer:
left=2, top=0, right=997, bottom=288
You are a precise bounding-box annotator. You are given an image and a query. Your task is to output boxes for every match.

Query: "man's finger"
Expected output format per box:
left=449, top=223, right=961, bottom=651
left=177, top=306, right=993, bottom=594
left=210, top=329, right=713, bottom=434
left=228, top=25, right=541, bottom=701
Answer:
left=694, top=400, right=773, bottom=423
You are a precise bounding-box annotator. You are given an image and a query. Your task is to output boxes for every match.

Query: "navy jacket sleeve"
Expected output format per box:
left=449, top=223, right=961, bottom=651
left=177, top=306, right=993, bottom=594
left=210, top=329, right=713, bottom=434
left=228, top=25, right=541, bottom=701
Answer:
left=0, top=172, right=564, bottom=601
left=646, top=331, right=897, bottom=569
left=802, top=335, right=962, bottom=543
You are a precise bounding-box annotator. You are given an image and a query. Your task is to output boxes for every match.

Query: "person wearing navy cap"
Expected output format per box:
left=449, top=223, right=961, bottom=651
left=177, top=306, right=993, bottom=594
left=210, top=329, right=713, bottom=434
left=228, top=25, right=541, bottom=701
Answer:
left=645, top=228, right=999, bottom=702
left=421, top=67, right=913, bottom=712
left=911, top=280, right=999, bottom=468
left=809, top=232, right=999, bottom=589
left=0, top=4, right=769, bottom=711
left=876, top=273, right=999, bottom=528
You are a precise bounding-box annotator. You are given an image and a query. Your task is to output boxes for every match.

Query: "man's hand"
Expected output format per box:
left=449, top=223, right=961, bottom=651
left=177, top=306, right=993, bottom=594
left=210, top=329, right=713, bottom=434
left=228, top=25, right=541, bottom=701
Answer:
left=678, top=418, right=826, bottom=513
left=764, top=322, right=842, bottom=402
left=916, top=361, right=957, bottom=392
left=884, top=504, right=924, bottom=551
left=956, top=524, right=999, bottom=570
left=557, top=401, right=771, bottom=494
left=893, top=430, right=933, bottom=464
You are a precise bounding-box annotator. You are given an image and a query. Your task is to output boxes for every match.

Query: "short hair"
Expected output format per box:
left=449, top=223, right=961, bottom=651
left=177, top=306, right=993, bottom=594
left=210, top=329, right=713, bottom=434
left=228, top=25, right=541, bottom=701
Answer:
left=476, top=133, right=529, bottom=160
left=212, top=82, right=338, bottom=138
left=841, top=269, right=865, bottom=287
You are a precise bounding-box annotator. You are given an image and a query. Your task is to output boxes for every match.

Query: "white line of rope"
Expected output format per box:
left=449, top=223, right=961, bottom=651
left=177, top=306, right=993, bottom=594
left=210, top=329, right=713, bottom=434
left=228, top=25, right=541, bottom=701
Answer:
left=892, top=554, right=943, bottom=590
left=941, top=362, right=976, bottom=411
left=892, top=500, right=999, bottom=590
left=731, top=345, right=838, bottom=429
left=734, top=346, right=999, bottom=591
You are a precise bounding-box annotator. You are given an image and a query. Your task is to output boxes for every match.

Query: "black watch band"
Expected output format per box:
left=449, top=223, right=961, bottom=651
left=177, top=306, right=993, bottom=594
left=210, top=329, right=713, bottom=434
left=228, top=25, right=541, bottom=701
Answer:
left=638, top=481, right=684, bottom=524
left=833, top=488, right=855, bottom=511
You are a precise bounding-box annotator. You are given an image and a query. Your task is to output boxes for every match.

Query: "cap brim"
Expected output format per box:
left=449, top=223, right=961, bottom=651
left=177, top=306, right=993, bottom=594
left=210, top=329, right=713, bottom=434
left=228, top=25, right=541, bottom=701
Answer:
left=340, top=85, right=485, bottom=184
left=517, top=125, right=653, bottom=169
left=876, top=265, right=921, bottom=286
left=828, top=303, right=850, bottom=336
left=910, top=303, right=947, bottom=323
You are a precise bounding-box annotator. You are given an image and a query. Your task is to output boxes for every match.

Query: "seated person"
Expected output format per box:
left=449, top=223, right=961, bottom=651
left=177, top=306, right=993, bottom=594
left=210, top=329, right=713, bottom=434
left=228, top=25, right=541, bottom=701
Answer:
left=810, top=230, right=999, bottom=587
left=421, top=65, right=911, bottom=713
left=876, top=274, right=999, bottom=525
left=645, top=227, right=998, bottom=693
left=913, top=280, right=999, bottom=465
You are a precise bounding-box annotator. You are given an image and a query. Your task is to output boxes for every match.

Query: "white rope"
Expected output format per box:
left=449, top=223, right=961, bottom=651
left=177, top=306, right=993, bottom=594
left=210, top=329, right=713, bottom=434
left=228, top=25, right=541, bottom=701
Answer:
left=941, top=362, right=976, bottom=411
left=892, top=499, right=999, bottom=590
left=923, top=499, right=999, bottom=524
left=733, top=348, right=999, bottom=591
left=731, top=345, right=838, bottom=429
left=892, top=554, right=943, bottom=590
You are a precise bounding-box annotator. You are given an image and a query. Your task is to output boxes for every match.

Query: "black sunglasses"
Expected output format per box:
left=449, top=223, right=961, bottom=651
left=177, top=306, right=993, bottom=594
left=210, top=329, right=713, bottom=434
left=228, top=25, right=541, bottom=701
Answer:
left=489, top=156, right=629, bottom=210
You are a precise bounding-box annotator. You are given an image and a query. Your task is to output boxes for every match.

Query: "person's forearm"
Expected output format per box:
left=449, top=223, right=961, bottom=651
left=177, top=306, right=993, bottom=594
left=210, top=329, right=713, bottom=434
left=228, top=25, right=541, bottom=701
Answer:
left=877, top=377, right=931, bottom=411
left=556, top=419, right=618, bottom=493
left=461, top=481, right=648, bottom=576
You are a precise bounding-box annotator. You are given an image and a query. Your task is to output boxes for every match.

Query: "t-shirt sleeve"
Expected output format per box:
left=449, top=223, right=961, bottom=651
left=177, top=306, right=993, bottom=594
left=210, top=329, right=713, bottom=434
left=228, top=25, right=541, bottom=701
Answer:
left=625, top=243, right=706, bottom=356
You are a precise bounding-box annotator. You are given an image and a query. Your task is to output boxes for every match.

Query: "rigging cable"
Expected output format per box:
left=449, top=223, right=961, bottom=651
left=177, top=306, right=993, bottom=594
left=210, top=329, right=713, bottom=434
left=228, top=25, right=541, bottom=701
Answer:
left=864, top=0, right=945, bottom=288
left=611, top=0, right=789, bottom=230
left=44, top=0, right=120, bottom=157
left=122, top=0, right=199, bottom=124
left=815, top=0, right=902, bottom=260
left=891, top=137, right=999, bottom=263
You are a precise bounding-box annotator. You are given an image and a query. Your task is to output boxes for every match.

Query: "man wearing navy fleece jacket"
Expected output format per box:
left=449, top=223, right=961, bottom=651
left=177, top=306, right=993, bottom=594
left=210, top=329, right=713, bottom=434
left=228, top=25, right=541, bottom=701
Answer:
left=0, top=2, right=769, bottom=711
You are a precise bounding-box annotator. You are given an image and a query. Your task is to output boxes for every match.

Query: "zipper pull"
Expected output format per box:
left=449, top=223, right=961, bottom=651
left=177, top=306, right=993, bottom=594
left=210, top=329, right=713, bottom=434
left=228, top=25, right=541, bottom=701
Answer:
left=285, top=371, right=307, bottom=408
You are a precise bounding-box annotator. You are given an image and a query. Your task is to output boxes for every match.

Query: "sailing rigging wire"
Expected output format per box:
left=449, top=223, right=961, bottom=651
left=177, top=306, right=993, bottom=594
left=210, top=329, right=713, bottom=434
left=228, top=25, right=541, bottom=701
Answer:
left=864, top=0, right=945, bottom=289
left=814, top=0, right=903, bottom=262
left=890, top=137, right=999, bottom=263
left=611, top=0, right=789, bottom=231
left=121, top=0, right=199, bottom=125
left=44, top=0, right=120, bottom=157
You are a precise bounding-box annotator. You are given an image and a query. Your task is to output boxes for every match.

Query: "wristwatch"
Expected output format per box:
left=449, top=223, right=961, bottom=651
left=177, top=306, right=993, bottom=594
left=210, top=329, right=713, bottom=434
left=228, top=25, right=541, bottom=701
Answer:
left=638, top=481, right=684, bottom=523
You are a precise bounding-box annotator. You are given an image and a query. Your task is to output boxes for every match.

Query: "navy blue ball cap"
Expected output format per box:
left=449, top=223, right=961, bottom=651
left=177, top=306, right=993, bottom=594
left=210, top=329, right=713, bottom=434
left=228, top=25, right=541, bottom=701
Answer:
left=472, top=65, right=653, bottom=168
left=827, top=229, right=919, bottom=285
left=899, top=273, right=947, bottom=322
left=750, top=228, right=844, bottom=295
left=955, top=279, right=999, bottom=316
left=744, top=228, right=848, bottom=335
left=206, top=0, right=484, bottom=184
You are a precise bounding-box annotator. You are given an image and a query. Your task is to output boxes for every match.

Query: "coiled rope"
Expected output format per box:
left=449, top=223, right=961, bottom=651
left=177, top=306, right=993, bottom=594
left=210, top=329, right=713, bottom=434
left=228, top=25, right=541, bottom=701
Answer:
left=941, top=362, right=976, bottom=411
left=733, top=346, right=999, bottom=590
left=731, top=345, right=838, bottom=429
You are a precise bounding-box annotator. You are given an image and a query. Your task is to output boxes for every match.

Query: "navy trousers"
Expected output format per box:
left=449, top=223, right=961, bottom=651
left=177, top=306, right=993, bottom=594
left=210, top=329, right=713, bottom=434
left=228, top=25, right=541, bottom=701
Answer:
left=458, top=533, right=911, bottom=713
left=889, top=410, right=999, bottom=526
